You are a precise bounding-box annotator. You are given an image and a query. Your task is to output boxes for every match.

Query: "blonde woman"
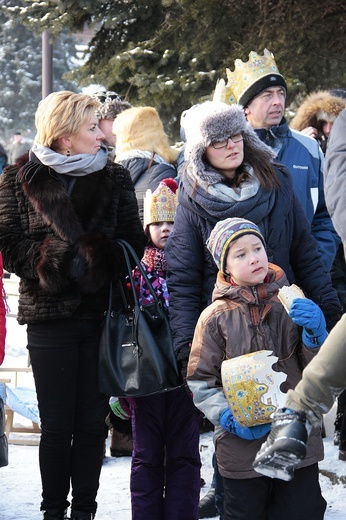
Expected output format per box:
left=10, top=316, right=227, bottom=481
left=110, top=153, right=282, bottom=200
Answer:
left=0, top=91, right=146, bottom=520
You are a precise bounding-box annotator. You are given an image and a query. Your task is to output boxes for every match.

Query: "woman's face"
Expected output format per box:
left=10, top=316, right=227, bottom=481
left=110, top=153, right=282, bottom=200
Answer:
left=68, top=114, right=105, bottom=155
left=205, top=135, right=244, bottom=180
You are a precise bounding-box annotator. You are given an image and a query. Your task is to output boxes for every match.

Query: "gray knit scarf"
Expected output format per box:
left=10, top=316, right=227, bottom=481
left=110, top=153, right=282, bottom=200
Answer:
left=31, top=143, right=108, bottom=176
left=182, top=161, right=275, bottom=238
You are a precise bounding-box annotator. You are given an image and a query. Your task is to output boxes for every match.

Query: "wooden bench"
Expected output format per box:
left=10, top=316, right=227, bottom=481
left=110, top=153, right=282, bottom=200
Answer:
left=0, top=366, right=41, bottom=445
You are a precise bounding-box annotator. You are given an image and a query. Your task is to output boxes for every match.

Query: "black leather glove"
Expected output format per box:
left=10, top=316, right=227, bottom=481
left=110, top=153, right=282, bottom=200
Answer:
left=176, top=346, right=190, bottom=380
left=68, top=254, right=87, bottom=282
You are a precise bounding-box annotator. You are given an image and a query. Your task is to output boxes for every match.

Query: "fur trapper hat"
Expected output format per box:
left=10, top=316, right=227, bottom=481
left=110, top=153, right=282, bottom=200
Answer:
left=183, top=101, right=274, bottom=172
left=113, top=106, right=180, bottom=164
left=290, top=91, right=346, bottom=133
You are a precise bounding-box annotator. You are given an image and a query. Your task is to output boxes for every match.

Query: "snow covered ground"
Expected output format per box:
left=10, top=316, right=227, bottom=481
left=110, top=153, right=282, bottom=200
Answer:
left=1, top=278, right=346, bottom=519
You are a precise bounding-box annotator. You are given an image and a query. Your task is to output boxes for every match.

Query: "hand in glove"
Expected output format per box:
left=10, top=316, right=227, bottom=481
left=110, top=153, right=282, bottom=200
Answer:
left=219, top=408, right=271, bottom=440
left=176, top=346, right=191, bottom=380
left=289, top=298, right=328, bottom=347
left=68, top=254, right=87, bottom=282
left=109, top=397, right=131, bottom=420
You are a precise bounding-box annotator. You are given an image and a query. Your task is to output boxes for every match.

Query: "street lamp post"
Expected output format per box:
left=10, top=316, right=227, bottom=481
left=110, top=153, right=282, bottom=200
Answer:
left=42, top=30, right=53, bottom=99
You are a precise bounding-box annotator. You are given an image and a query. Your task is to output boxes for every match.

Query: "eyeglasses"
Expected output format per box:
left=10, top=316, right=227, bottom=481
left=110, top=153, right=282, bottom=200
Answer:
left=93, top=90, right=122, bottom=104
left=211, top=133, right=243, bottom=149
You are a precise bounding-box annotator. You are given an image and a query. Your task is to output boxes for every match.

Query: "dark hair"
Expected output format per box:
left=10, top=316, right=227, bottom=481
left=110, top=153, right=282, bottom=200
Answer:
left=228, top=140, right=280, bottom=191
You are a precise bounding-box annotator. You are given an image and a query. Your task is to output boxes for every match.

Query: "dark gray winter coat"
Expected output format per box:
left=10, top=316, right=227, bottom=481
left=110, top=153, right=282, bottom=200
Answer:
left=118, top=156, right=177, bottom=223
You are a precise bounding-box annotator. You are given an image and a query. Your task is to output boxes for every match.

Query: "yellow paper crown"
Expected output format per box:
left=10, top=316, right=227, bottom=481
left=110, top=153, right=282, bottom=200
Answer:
left=221, top=350, right=287, bottom=427
left=213, top=49, right=286, bottom=107
left=143, top=180, right=178, bottom=229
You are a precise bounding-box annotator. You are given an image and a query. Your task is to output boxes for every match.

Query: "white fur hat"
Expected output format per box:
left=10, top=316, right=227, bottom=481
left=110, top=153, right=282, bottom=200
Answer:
left=183, top=101, right=274, bottom=172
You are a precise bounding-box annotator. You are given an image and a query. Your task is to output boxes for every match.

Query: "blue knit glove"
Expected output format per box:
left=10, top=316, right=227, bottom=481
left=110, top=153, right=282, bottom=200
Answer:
left=289, top=298, right=328, bottom=348
left=219, top=408, right=271, bottom=440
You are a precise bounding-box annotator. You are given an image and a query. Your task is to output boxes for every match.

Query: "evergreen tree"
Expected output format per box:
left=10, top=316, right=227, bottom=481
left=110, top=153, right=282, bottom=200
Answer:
left=2, top=0, right=345, bottom=140
left=0, top=1, right=79, bottom=140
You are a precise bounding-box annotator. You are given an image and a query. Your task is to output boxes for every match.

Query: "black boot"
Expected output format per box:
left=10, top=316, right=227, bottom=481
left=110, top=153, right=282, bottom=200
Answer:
left=253, top=408, right=310, bottom=481
left=198, top=487, right=217, bottom=519
left=42, top=510, right=68, bottom=520
left=70, top=510, right=95, bottom=519
left=110, top=428, right=133, bottom=457
left=338, top=416, right=346, bottom=461
left=334, top=412, right=343, bottom=445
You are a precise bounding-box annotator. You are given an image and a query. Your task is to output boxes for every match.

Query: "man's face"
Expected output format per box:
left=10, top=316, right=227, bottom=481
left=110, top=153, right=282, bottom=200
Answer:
left=244, top=87, right=286, bottom=130
left=98, top=119, right=116, bottom=147
left=13, top=134, right=22, bottom=144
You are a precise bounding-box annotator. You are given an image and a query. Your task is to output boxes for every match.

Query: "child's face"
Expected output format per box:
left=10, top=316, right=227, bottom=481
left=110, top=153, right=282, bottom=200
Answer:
left=148, top=221, right=174, bottom=249
left=224, top=234, right=268, bottom=286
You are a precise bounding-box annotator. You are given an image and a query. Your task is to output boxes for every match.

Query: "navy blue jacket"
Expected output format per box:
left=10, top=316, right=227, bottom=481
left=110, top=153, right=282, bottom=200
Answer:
left=256, top=120, right=340, bottom=272
left=166, top=166, right=340, bottom=356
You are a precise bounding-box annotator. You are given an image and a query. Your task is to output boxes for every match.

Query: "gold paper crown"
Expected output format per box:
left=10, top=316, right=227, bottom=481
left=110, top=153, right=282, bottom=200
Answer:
left=221, top=350, right=287, bottom=427
left=143, top=179, right=178, bottom=229
left=213, top=49, right=286, bottom=107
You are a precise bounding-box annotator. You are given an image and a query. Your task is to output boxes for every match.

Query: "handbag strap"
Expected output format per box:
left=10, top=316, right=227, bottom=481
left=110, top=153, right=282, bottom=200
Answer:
left=117, top=239, right=161, bottom=307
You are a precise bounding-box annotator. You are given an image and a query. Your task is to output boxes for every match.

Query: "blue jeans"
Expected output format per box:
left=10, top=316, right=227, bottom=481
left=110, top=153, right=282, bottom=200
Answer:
left=27, top=317, right=109, bottom=514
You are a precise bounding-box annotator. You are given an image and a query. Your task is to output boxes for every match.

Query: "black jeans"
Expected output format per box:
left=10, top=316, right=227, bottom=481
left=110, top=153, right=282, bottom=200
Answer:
left=27, top=317, right=109, bottom=515
left=223, top=463, right=326, bottom=520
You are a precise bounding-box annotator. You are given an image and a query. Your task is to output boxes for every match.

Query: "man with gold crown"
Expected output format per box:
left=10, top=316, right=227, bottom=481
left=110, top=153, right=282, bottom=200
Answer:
left=214, top=49, right=340, bottom=279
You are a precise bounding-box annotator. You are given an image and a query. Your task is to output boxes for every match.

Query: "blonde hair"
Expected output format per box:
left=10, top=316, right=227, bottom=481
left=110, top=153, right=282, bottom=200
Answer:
left=113, top=106, right=180, bottom=164
left=35, top=91, right=100, bottom=148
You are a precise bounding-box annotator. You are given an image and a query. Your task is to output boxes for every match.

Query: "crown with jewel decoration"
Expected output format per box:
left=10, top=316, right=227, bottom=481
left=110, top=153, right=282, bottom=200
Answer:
left=143, top=178, right=178, bottom=230
left=213, top=49, right=287, bottom=107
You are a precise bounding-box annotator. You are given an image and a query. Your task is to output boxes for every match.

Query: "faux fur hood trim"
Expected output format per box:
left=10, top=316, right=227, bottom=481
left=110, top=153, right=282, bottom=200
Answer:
left=183, top=101, right=274, bottom=173
left=290, top=91, right=346, bottom=132
left=113, top=106, right=180, bottom=164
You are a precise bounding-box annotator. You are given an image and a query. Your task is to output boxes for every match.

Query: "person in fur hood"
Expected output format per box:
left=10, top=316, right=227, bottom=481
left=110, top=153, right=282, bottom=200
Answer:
left=113, top=106, right=179, bottom=223
left=165, top=100, right=341, bottom=518
left=291, top=91, right=346, bottom=451
left=290, top=90, right=346, bottom=154
left=0, top=91, right=147, bottom=520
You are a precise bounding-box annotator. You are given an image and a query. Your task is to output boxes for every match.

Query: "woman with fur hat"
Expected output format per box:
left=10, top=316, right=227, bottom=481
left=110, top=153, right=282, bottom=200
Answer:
left=187, top=217, right=327, bottom=519
left=166, top=100, right=339, bottom=368
left=290, top=91, right=346, bottom=450
left=0, top=91, right=147, bottom=519
left=113, top=106, right=180, bottom=223
left=290, top=90, right=346, bottom=154
left=165, top=100, right=340, bottom=516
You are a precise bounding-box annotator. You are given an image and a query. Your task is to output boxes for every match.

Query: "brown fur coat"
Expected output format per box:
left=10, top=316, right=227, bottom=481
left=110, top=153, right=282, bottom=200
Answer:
left=0, top=154, right=146, bottom=324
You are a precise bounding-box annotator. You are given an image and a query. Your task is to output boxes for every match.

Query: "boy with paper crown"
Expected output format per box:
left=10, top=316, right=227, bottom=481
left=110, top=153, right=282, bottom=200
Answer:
left=111, top=178, right=201, bottom=520
left=187, top=217, right=327, bottom=519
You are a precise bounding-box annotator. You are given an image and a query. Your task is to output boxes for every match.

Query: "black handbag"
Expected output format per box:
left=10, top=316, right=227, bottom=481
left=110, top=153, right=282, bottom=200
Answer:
left=0, top=396, right=8, bottom=468
left=98, top=239, right=182, bottom=397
